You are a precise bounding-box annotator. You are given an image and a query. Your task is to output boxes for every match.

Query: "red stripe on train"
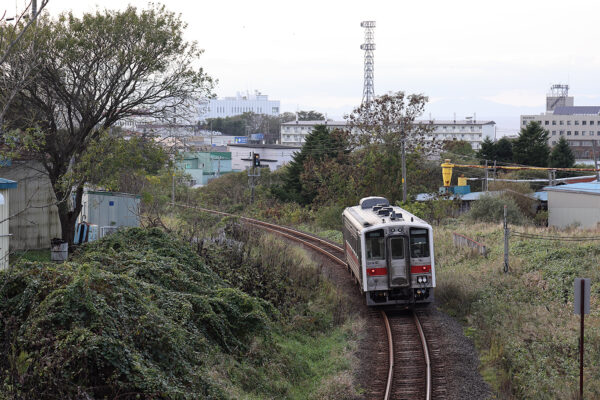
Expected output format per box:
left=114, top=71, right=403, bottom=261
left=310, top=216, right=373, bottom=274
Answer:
left=411, top=264, right=431, bottom=273
left=367, top=267, right=387, bottom=276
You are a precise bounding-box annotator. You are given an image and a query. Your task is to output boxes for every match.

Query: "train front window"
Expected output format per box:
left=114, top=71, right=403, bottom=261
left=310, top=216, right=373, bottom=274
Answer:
left=410, top=228, right=430, bottom=258
left=390, top=237, right=404, bottom=259
left=366, top=229, right=385, bottom=260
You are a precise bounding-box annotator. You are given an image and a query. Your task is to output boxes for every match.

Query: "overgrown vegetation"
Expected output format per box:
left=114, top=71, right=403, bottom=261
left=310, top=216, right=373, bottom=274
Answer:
left=435, top=223, right=600, bottom=399
left=0, top=226, right=360, bottom=399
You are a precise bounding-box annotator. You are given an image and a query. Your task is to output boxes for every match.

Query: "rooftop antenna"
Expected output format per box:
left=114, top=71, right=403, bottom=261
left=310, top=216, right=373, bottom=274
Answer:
left=360, top=21, right=376, bottom=105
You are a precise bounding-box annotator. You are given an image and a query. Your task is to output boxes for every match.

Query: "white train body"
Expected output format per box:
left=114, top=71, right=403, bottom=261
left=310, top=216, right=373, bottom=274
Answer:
left=342, top=197, right=435, bottom=306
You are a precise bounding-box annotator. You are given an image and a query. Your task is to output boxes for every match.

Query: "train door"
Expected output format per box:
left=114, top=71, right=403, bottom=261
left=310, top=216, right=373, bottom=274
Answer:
left=387, top=235, right=409, bottom=287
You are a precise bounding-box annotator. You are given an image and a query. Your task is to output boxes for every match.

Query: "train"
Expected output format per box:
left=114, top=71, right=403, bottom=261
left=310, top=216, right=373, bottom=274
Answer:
left=342, top=196, right=435, bottom=307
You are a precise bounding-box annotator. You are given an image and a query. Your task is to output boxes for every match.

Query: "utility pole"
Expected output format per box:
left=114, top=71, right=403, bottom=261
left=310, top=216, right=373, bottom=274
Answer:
left=592, top=140, right=599, bottom=181
left=401, top=137, right=407, bottom=203
left=503, top=205, right=509, bottom=273
left=484, top=160, right=488, bottom=192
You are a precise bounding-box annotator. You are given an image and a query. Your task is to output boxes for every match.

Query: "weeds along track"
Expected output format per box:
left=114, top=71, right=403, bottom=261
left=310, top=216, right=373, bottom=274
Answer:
left=181, top=205, right=441, bottom=400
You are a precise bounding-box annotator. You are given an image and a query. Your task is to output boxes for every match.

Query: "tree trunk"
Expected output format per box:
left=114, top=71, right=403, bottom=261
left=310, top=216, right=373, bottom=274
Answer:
left=55, top=184, right=84, bottom=247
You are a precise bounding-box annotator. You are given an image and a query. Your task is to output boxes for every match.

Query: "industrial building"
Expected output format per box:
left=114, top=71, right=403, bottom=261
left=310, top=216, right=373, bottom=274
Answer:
left=521, top=85, right=600, bottom=159
left=176, top=149, right=233, bottom=187
left=199, top=91, right=280, bottom=120
left=545, top=182, right=600, bottom=229
left=280, top=118, right=495, bottom=150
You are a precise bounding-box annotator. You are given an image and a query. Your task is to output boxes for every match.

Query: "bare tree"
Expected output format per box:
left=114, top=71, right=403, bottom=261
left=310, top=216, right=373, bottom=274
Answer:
left=3, top=5, right=214, bottom=245
left=0, top=0, right=48, bottom=133
left=346, top=91, right=439, bottom=201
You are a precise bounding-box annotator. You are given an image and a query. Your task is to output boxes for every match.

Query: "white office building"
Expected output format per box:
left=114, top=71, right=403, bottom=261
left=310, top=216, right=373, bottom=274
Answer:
left=520, top=85, right=600, bottom=159
left=199, top=91, right=280, bottom=120
left=280, top=119, right=495, bottom=150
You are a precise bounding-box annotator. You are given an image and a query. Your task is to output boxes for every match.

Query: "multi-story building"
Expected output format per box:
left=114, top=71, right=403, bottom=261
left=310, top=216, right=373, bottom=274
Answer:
left=520, top=85, right=600, bottom=159
left=199, top=91, right=280, bottom=120
left=280, top=120, right=347, bottom=146
left=176, top=148, right=233, bottom=187
left=280, top=119, right=495, bottom=150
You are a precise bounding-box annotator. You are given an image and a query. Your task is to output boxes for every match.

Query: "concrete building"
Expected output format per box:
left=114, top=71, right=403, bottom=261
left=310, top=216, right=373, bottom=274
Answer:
left=176, top=149, right=233, bottom=187
left=280, top=120, right=347, bottom=146
left=227, top=144, right=301, bottom=171
left=199, top=91, right=280, bottom=120
left=280, top=118, right=495, bottom=150
left=521, top=85, right=600, bottom=159
left=545, top=182, right=600, bottom=229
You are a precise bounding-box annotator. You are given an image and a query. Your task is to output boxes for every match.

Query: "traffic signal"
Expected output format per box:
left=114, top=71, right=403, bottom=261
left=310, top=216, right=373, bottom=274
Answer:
left=253, top=153, right=260, bottom=167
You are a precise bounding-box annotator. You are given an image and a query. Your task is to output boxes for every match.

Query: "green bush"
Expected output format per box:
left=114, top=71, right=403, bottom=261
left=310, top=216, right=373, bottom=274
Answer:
left=314, top=204, right=345, bottom=231
left=466, top=194, right=526, bottom=224
left=0, top=228, right=272, bottom=399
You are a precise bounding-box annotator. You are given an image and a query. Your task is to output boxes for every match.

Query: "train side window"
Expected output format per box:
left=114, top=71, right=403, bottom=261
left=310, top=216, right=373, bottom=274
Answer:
left=390, top=237, right=404, bottom=259
left=410, top=228, right=430, bottom=258
left=366, top=229, right=385, bottom=260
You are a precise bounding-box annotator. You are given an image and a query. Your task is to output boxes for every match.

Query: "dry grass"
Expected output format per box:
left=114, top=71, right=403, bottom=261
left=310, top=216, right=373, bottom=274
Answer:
left=436, top=222, right=600, bottom=399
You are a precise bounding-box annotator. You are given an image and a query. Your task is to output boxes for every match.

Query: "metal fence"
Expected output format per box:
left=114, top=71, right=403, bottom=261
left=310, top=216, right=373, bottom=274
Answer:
left=452, top=232, right=488, bottom=257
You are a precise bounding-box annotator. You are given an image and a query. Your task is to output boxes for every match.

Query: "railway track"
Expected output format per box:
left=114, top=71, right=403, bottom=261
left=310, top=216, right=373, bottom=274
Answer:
left=182, top=205, right=436, bottom=400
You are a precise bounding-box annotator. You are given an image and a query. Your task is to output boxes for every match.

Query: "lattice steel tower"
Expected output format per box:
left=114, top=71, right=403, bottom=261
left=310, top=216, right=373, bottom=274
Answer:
left=360, top=21, right=376, bottom=105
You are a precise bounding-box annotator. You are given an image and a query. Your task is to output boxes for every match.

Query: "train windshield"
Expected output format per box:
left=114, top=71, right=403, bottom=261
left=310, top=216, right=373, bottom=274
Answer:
left=365, top=229, right=385, bottom=260
left=390, top=237, right=404, bottom=259
left=410, top=228, right=430, bottom=258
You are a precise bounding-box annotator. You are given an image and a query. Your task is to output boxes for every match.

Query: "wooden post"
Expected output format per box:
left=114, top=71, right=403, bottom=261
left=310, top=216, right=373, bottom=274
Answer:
left=580, top=278, right=585, bottom=399
left=503, top=205, right=509, bottom=273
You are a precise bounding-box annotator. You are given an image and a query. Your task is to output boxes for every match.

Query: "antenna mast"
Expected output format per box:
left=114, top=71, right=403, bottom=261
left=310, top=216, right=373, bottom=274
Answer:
left=360, top=21, right=376, bottom=105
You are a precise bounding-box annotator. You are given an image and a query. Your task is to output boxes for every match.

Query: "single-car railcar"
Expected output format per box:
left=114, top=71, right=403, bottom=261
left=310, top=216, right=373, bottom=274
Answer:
left=342, top=196, right=435, bottom=306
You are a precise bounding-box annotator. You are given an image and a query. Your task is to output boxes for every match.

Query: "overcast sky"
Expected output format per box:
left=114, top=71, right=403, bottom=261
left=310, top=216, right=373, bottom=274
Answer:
left=14, top=0, right=600, bottom=134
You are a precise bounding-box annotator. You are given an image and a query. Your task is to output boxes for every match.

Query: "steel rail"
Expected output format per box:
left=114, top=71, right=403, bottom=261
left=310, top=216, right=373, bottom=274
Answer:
left=177, top=204, right=346, bottom=265
left=177, top=204, right=431, bottom=399
left=381, top=311, right=394, bottom=400
left=413, top=311, right=432, bottom=400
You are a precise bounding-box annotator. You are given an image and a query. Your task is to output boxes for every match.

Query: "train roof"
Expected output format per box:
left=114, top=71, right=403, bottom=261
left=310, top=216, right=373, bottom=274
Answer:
left=343, top=197, right=431, bottom=232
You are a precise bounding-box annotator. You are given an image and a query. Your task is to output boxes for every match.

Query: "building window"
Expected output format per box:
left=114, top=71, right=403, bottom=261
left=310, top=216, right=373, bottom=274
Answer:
left=560, top=130, right=564, bottom=135
left=567, top=131, right=572, bottom=135
left=552, top=120, right=556, bottom=125
left=560, top=121, right=564, bottom=125
left=552, top=141, right=556, bottom=145
left=522, top=121, right=527, bottom=125
left=597, top=131, right=600, bottom=136
left=567, top=121, right=571, bottom=125
left=544, top=121, right=549, bottom=125
left=575, top=121, right=580, bottom=125
left=552, top=131, right=556, bottom=135
left=591, top=121, right=595, bottom=125
left=583, top=121, right=587, bottom=125
left=575, top=131, right=579, bottom=135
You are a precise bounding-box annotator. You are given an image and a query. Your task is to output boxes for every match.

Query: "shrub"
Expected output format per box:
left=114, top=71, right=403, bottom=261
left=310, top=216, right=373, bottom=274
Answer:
left=467, top=194, right=525, bottom=224
left=314, top=204, right=345, bottom=231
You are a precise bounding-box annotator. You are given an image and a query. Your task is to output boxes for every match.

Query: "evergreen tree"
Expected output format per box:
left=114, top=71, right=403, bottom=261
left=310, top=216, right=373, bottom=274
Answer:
left=512, top=121, right=550, bottom=166
left=477, top=137, right=497, bottom=162
left=548, top=136, right=575, bottom=168
left=274, top=125, right=348, bottom=205
left=495, top=137, right=513, bottom=163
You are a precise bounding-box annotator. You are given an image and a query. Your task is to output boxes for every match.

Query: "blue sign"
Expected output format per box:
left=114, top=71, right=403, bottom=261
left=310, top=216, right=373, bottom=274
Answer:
left=234, top=136, right=248, bottom=144
left=250, top=133, right=264, bottom=140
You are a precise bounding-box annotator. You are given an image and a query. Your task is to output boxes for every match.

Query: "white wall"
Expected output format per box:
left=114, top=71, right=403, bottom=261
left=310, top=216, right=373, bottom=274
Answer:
left=548, top=191, right=600, bottom=229
left=228, top=146, right=300, bottom=171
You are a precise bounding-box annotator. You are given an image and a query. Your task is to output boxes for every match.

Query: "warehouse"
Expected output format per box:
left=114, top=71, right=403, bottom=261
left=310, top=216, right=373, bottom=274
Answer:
left=545, top=182, right=600, bottom=229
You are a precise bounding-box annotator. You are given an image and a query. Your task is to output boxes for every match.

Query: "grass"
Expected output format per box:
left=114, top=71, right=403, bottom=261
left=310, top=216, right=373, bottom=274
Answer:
left=435, top=222, right=600, bottom=399
left=9, top=249, right=51, bottom=264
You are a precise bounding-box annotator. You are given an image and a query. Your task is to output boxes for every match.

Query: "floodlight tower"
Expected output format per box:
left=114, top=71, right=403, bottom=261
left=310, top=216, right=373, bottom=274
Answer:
left=360, top=21, right=376, bottom=105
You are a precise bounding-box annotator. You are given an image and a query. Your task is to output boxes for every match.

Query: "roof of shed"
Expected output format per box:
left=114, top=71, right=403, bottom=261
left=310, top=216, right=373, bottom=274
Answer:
left=544, top=181, right=600, bottom=196
left=0, top=178, right=17, bottom=189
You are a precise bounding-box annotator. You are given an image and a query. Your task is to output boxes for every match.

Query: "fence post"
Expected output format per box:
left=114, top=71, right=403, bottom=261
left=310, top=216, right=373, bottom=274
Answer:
left=504, top=205, right=509, bottom=273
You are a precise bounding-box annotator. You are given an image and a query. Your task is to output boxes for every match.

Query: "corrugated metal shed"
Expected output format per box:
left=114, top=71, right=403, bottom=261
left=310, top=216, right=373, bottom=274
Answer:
left=544, top=181, right=600, bottom=228
left=0, top=178, right=17, bottom=269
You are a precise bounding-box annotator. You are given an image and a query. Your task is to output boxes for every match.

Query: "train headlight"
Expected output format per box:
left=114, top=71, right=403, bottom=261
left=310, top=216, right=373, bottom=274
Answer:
left=417, top=276, right=422, bottom=283
left=422, top=276, right=427, bottom=283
